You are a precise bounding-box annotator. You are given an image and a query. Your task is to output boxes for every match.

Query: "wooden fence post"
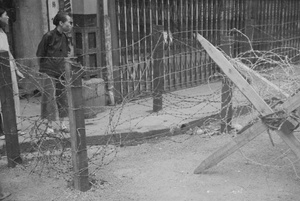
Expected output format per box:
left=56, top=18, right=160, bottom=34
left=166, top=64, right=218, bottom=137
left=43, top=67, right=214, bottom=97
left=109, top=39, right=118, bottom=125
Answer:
left=0, top=50, right=22, bottom=167
left=65, top=59, right=90, bottom=192
left=220, top=36, right=233, bottom=134
left=153, top=25, right=164, bottom=112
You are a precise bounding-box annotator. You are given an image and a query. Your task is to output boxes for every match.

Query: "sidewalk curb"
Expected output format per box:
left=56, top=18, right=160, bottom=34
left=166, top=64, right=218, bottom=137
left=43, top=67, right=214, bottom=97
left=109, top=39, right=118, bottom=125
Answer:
left=4, top=104, right=251, bottom=154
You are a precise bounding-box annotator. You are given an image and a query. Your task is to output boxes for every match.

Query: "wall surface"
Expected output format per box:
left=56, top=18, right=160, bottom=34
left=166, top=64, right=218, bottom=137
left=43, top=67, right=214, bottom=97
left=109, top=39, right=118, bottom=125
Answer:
left=13, top=0, right=48, bottom=93
left=14, top=0, right=47, bottom=60
left=72, top=0, right=97, bottom=14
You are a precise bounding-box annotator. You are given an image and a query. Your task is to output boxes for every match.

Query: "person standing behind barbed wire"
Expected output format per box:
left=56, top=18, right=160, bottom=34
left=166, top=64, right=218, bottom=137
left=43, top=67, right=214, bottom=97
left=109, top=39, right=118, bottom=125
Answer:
left=36, top=11, right=73, bottom=134
left=0, top=6, right=25, bottom=138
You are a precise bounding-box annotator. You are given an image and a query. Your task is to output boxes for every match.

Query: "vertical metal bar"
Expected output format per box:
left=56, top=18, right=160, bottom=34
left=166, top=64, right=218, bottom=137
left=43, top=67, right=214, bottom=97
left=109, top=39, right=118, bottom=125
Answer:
left=216, top=0, right=222, bottom=78
left=269, top=0, right=272, bottom=51
left=200, top=0, right=205, bottom=83
left=142, top=0, right=148, bottom=92
left=286, top=1, right=290, bottom=53
left=272, top=0, right=278, bottom=51
left=272, top=0, right=276, bottom=50
left=268, top=0, right=272, bottom=51
left=123, top=0, right=129, bottom=97
left=240, top=0, right=244, bottom=54
left=277, top=0, right=281, bottom=49
left=256, top=0, right=260, bottom=51
left=167, top=0, right=173, bottom=91
left=285, top=1, right=289, bottom=55
left=172, top=0, right=178, bottom=89
left=195, top=0, right=200, bottom=84
left=256, top=0, right=261, bottom=51
left=236, top=0, right=240, bottom=56
left=288, top=1, right=293, bottom=53
left=116, top=0, right=124, bottom=98
left=160, top=0, right=166, bottom=91
left=293, top=0, right=298, bottom=56
left=136, top=0, right=141, bottom=94
left=211, top=0, right=217, bottom=78
left=296, top=0, right=299, bottom=53
left=179, top=0, right=184, bottom=88
left=190, top=0, right=195, bottom=86
left=127, top=0, right=133, bottom=96
left=205, top=0, right=210, bottom=82
left=264, top=0, right=268, bottom=51
left=280, top=0, right=284, bottom=50
left=150, top=0, right=153, bottom=92
left=291, top=0, right=295, bottom=57
left=207, top=0, right=212, bottom=80
left=185, top=0, right=189, bottom=87
left=130, top=0, right=135, bottom=96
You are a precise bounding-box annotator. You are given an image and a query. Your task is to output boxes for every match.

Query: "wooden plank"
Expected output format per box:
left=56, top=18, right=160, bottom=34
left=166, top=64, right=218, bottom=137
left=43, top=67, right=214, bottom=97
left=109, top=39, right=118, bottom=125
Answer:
left=196, top=33, right=272, bottom=116
left=195, top=90, right=300, bottom=174
left=0, top=50, right=22, bottom=167
left=194, top=121, right=267, bottom=174
left=231, top=59, right=289, bottom=98
left=65, top=60, right=90, bottom=191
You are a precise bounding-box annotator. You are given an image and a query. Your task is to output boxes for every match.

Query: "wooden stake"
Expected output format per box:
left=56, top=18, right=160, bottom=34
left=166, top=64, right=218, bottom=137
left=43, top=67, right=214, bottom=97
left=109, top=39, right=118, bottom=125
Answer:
left=195, top=121, right=267, bottom=174
left=65, top=60, right=90, bottom=191
left=195, top=34, right=271, bottom=115
left=194, top=77, right=300, bottom=174
left=0, top=50, right=22, bottom=167
left=153, top=25, right=164, bottom=112
left=231, top=59, right=289, bottom=98
left=194, top=34, right=300, bottom=173
left=220, top=35, right=233, bottom=133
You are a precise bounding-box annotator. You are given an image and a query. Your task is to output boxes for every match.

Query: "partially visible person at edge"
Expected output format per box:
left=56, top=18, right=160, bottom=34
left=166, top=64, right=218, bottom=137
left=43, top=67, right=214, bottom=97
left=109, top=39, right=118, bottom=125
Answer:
left=0, top=7, right=17, bottom=200
left=0, top=6, right=25, bottom=139
left=36, top=11, right=73, bottom=134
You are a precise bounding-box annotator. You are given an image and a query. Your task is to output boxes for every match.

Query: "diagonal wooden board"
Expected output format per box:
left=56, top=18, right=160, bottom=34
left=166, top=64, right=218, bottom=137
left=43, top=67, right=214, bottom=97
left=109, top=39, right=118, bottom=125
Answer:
left=194, top=34, right=300, bottom=174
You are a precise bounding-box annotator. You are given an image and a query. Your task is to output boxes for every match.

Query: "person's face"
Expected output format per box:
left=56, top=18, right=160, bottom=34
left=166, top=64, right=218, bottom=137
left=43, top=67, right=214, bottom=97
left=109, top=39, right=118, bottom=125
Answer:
left=60, top=15, right=73, bottom=33
left=0, top=11, right=9, bottom=26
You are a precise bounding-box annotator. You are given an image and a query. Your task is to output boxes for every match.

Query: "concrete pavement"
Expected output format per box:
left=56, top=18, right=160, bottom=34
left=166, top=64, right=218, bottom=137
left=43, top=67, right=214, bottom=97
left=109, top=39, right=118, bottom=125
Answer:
left=18, top=81, right=230, bottom=146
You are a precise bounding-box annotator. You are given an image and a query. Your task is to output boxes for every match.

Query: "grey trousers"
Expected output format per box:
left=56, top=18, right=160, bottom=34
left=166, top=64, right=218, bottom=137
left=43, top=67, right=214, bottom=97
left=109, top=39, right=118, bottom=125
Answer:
left=40, top=74, right=68, bottom=121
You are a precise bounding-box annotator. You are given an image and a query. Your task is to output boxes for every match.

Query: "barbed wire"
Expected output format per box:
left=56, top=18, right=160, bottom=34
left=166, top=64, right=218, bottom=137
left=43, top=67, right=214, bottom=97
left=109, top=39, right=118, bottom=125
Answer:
left=0, top=26, right=299, bottom=185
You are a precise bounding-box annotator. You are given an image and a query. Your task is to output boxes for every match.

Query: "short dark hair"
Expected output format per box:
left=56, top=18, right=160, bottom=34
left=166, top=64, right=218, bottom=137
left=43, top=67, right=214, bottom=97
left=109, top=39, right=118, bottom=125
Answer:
left=53, top=11, right=70, bottom=26
left=0, top=6, right=7, bottom=29
left=0, top=6, right=6, bottom=17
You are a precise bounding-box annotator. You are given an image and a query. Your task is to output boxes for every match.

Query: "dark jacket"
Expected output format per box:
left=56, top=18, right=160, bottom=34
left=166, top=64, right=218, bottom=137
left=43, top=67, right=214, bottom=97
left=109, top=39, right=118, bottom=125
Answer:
left=36, top=28, right=70, bottom=77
